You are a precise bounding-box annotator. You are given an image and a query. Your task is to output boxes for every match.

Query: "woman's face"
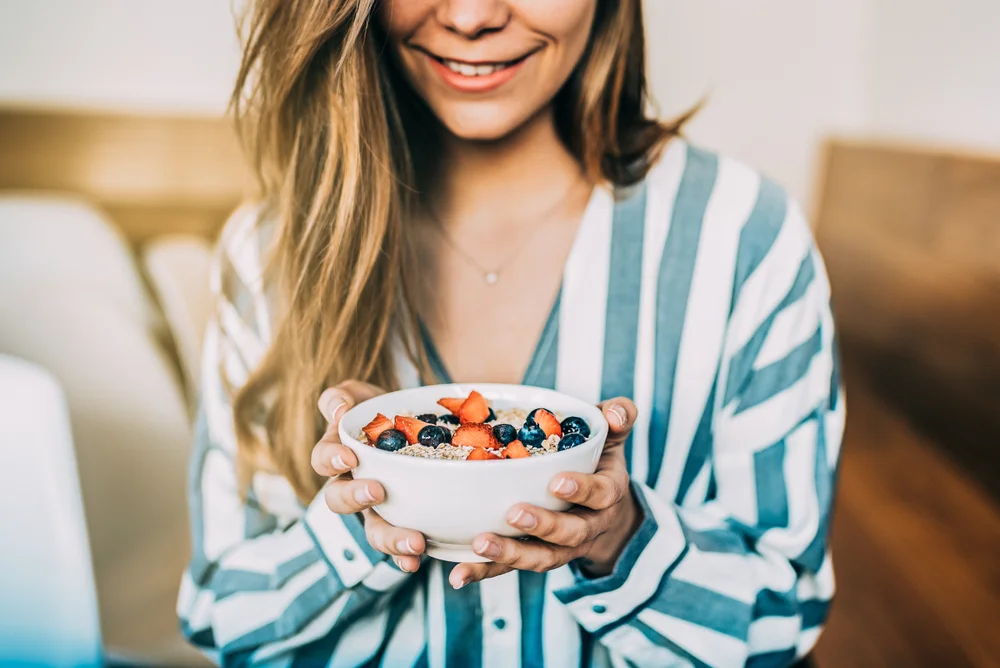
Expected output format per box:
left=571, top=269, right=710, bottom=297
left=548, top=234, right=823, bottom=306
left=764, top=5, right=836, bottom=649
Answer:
left=378, top=0, right=597, bottom=141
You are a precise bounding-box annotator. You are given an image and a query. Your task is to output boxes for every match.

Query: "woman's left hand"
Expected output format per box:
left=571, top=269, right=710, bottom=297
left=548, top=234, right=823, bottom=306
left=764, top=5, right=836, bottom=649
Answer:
left=449, top=398, right=641, bottom=589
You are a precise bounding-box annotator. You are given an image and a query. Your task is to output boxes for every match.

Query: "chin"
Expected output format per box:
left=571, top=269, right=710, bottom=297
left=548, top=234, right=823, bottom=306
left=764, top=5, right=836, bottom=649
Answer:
left=436, top=104, right=532, bottom=142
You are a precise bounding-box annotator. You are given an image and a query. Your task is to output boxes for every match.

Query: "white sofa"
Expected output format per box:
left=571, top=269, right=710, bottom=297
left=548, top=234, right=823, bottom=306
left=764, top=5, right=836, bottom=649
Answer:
left=0, top=355, right=103, bottom=667
left=0, top=196, right=216, bottom=666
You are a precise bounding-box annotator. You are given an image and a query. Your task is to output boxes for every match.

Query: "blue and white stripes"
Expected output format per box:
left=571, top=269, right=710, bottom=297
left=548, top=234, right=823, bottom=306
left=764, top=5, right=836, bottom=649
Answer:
left=179, top=140, right=843, bottom=667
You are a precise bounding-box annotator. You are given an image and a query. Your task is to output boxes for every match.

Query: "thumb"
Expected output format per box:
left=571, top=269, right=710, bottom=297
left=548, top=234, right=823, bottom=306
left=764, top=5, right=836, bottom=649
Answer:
left=318, top=387, right=356, bottom=427
left=599, top=397, right=637, bottom=438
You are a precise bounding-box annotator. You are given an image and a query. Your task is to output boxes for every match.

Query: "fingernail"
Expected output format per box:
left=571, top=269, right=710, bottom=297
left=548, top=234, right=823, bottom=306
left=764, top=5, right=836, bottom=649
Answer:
left=510, top=509, right=537, bottom=529
left=607, top=404, right=627, bottom=428
left=354, top=485, right=376, bottom=505
left=474, top=537, right=501, bottom=558
left=331, top=454, right=348, bottom=471
left=327, top=398, right=348, bottom=422
left=452, top=574, right=469, bottom=589
left=553, top=477, right=578, bottom=496
left=396, top=538, right=415, bottom=555
left=394, top=557, right=412, bottom=573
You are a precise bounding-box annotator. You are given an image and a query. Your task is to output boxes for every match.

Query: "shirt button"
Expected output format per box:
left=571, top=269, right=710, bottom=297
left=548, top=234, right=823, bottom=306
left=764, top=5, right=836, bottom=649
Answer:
left=493, top=618, right=507, bottom=630
left=592, top=603, right=608, bottom=615
left=343, top=548, right=355, bottom=562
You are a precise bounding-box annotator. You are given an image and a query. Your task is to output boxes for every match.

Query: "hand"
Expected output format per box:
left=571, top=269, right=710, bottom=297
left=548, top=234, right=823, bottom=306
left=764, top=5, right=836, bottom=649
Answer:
left=449, top=398, right=640, bottom=589
left=310, top=380, right=427, bottom=573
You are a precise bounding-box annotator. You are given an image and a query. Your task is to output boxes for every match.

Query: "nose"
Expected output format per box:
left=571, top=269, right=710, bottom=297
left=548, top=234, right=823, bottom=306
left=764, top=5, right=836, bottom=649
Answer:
left=436, top=0, right=510, bottom=39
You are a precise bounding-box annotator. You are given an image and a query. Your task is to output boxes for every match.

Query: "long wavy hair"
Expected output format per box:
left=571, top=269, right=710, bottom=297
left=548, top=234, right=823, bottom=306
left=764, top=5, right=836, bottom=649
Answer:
left=229, top=0, right=690, bottom=502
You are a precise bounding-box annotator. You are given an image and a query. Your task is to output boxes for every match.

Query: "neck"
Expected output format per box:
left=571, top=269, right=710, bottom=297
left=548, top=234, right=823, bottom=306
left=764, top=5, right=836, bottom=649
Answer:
left=428, top=107, right=585, bottom=232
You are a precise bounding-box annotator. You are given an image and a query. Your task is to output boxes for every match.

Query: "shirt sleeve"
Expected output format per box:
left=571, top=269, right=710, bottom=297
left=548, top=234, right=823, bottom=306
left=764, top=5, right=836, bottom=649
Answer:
left=555, top=198, right=844, bottom=668
left=177, top=214, right=409, bottom=665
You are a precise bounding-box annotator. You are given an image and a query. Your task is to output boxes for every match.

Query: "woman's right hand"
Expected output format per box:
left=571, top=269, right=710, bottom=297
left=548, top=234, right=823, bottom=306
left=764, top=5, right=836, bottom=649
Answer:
left=311, top=380, right=426, bottom=573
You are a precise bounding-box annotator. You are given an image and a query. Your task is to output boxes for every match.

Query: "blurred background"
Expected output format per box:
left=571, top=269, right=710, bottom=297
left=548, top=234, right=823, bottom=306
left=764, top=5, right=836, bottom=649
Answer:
left=0, top=0, right=997, bottom=666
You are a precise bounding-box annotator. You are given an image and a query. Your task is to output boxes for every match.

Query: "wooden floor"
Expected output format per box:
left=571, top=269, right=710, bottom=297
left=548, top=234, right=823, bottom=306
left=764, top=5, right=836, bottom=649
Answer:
left=813, top=355, right=1000, bottom=667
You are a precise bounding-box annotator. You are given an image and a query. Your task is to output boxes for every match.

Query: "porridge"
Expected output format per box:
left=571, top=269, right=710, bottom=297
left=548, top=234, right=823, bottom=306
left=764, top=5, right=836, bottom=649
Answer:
left=358, top=390, right=592, bottom=461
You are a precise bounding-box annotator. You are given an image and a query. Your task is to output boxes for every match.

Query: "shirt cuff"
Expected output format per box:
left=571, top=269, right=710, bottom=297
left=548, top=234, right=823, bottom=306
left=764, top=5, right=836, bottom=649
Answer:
left=302, top=481, right=388, bottom=587
left=554, top=481, right=687, bottom=633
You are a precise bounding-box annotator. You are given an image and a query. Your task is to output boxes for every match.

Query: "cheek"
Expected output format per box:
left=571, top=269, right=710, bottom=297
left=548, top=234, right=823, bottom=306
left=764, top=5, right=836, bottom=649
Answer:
left=516, top=0, right=597, bottom=97
left=513, top=0, right=597, bottom=46
left=376, top=0, right=432, bottom=40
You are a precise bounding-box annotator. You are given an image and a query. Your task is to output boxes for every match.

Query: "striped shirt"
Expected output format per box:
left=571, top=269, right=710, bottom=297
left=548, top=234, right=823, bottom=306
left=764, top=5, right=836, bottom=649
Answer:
left=178, top=139, right=845, bottom=668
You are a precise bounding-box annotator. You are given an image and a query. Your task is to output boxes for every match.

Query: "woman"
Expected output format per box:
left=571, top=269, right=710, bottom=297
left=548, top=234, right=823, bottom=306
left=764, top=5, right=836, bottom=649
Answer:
left=179, top=1, right=843, bottom=666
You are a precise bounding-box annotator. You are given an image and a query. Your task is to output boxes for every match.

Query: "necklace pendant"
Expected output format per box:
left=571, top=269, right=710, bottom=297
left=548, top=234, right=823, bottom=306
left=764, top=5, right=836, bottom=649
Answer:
left=484, top=271, right=499, bottom=285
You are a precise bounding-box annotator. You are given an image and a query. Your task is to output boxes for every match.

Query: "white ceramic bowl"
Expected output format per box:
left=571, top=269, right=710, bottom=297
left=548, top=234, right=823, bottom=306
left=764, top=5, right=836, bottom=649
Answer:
left=338, top=383, right=609, bottom=562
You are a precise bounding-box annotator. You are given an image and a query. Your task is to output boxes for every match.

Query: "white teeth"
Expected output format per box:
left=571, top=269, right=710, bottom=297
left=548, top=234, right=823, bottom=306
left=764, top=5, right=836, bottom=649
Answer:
left=441, top=58, right=509, bottom=77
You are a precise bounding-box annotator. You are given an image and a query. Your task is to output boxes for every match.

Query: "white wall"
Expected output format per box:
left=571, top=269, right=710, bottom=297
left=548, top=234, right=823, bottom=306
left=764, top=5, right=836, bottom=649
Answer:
left=643, top=0, right=872, bottom=206
left=868, top=0, right=1000, bottom=152
left=0, top=0, right=240, bottom=115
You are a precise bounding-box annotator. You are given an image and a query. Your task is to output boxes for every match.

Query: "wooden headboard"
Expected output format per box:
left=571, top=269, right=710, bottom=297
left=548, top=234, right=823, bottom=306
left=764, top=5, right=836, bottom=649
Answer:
left=0, top=108, right=253, bottom=244
left=815, top=139, right=1000, bottom=487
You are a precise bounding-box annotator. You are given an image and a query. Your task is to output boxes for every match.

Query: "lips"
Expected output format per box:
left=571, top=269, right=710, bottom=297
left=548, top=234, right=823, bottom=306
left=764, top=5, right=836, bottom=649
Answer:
left=417, top=47, right=537, bottom=93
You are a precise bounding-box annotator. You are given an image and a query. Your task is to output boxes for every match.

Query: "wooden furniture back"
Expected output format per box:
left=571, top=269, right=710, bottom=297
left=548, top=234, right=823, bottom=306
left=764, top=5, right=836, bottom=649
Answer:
left=815, top=140, right=1000, bottom=488
left=0, top=108, right=252, bottom=244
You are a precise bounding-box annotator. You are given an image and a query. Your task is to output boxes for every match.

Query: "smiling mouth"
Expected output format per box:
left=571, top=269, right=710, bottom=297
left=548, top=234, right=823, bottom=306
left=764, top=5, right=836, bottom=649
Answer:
left=418, top=48, right=539, bottom=78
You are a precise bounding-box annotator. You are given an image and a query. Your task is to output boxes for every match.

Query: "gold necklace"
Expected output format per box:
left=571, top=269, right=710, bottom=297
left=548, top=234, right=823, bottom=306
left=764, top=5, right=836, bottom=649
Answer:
left=424, top=178, right=585, bottom=286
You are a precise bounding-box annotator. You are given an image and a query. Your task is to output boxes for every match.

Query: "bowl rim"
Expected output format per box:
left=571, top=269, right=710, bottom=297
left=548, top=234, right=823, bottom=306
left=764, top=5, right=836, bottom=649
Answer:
left=338, top=383, right=610, bottom=468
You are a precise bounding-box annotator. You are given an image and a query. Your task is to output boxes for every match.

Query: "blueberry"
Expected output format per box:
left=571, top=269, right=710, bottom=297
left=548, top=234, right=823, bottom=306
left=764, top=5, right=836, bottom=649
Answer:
left=485, top=407, right=497, bottom=423
left=493, top=423, right=517, bottom=446
left=518, top=423, right=546, bottom=447
left=418, top=425, right=448, bottom=448
left=525, top=407, right=553, bottom=428
left=376, top=429, right=408, bottom=452
left=416, top=413, right=438, bottom=424
left=560, top=416, right=591, bottom=439
left=558, top=433, right=587, bottom=451
left=438, top=414, right=460, bottom=426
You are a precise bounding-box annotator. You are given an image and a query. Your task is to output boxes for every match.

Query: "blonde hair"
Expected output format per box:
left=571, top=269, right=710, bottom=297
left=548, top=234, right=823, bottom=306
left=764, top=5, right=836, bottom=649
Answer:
left=230, top=0, right=689, bottom=502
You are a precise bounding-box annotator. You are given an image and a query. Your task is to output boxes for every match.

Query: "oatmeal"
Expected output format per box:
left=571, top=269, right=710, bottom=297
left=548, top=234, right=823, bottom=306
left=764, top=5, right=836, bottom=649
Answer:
left=358, top=390, right=591, bottom=461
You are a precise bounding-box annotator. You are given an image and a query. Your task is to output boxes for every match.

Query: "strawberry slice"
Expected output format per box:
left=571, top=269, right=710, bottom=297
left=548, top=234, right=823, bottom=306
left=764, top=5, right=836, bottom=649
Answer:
left=459, top=390, right=491, bottom=424
left=362, top=413, right=393, bottom=445
left=467, top=447, right=501, bottom=461
left=452, top=423, right=500, bottom=450
left=502, top=440, right=531, bottom=459
left=394, top=415, right=433, bottom=444
left=533, top=409, right=563, bottom=438
left=437, top=397, right=465, bottom=416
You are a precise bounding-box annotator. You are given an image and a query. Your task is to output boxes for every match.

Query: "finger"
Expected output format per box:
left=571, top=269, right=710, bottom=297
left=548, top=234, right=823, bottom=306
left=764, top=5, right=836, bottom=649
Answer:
left=362, top=510, right=426, bottom=565
left=598, top=397, right=637, bottom=440
left=506, top=504, right=606, bottom=548
left=549, top=468, right=627, bottom=511
left=318, top=387, right=354, bottom=426
left=336, top=380, right=383, bottom=404
left=392, top=555, right=423, bottom=574
left=449, top=561, right=514, bottom=589
left=318, top=389, right=360, bottom=434
left=323, top=478, right=385, bottom=514
left=318, top=380, right=386, bottom=432
left=311, top=440, right=358, bottom=477
left=470, top=534, right=576, bottom=572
